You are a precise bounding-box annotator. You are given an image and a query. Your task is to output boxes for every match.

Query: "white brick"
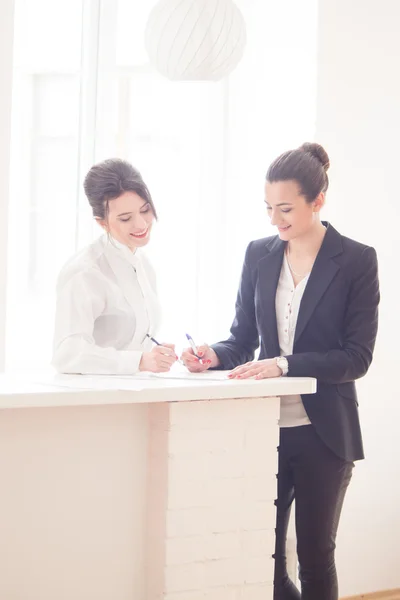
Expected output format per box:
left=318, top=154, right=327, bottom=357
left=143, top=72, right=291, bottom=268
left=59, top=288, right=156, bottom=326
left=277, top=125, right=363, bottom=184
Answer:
left=242, top=397, right=279, bottom=423
left=165, top=562, right=205, bottom=593
left=205, top=558, right=244, bottom=587
left=242, top=583, right=274, bottom=600
left=167, top=508, right=209, bottom=537
left=244, top=476, right=277, bottom=502
left=205, top=587, right=241, bottom=600
left=202, top=399, right=244, bottom=425
left=241, top=502, right=276, bottom=531
left=208, top=478, right=244, bottom=506
left=204, top=532, right=242, bottom=560
left=168, top=453, right=210, bottom=483
left=244, top=427, right=279, bottom=454
left=208, top=504, right=241, bottom=533
left=147, top=394, right=281, bottom=599
left=212, top=429, right=245, bottom=453
left=208, top=450, right=245, bottom=479
left=242, top=530, right=275, bottom=558
left=208, top=500, right=276, bottom=534
left=168, top=430, right=209, bottom=455
left=166, top=537, right=206, bottom=565
left=243, top=450, right=278, bottom=477
left=170, top=399, right=244, bottom=430
left=168, top=429, right=244, bottom=455
left=165, top=592, right=205, bottom=600
left=168, top=478, right=209, bottom=509
left=244, top=556, right=274, bottom=584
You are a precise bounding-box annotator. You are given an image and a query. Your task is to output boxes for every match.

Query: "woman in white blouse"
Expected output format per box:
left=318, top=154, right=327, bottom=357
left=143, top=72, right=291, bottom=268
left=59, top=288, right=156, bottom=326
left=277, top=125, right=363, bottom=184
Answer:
left=52, top=158, right=177, bottom=375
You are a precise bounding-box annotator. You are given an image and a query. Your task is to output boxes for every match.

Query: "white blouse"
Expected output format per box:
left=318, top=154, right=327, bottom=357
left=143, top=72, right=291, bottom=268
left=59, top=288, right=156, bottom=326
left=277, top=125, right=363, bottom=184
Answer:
left=52, top=235, right=161, bottom=375
left=275, top=255, right=312, bottom=428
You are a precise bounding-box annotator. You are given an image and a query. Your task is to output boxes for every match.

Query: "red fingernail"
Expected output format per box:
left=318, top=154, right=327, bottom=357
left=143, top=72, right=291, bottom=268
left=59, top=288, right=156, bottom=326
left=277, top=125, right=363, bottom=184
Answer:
left=237, top=375, right=242, bottom=379
left=206, top=360, right=211, bottom=364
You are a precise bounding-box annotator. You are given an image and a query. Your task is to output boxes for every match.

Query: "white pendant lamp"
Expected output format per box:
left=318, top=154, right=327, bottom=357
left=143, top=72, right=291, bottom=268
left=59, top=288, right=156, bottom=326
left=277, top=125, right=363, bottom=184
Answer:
left=145, top=0, right=246, bottom=81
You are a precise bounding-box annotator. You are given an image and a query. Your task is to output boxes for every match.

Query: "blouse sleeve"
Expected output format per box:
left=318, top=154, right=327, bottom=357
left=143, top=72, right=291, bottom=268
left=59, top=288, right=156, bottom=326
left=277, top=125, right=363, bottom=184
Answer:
left=52, top=270, right=143, bottom=375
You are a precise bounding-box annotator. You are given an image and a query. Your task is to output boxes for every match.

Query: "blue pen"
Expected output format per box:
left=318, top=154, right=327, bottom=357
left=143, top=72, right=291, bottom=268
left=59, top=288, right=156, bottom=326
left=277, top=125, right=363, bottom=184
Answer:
left=146, top=333, right=161, bottom=346
left=185, top=333, right=203, bottom=362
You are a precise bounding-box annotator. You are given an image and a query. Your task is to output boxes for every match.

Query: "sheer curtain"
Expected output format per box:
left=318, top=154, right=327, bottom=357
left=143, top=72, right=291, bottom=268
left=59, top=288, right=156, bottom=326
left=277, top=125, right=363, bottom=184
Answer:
left=5, top=0, right=317, bottom=370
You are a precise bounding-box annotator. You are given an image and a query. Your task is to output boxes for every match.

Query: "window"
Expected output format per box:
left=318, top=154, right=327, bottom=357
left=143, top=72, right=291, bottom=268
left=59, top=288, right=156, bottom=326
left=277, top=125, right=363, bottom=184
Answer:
left=6, top=0, right=317, bottom=370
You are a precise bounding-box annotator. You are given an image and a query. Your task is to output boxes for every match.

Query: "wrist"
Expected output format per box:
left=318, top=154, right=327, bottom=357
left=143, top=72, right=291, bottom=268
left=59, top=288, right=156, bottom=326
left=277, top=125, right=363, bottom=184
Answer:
left=138, top=352, right=147, bottom=371
left=210, top=349, right=221, bottom=368
left=275, top=356, right=289, bottom=376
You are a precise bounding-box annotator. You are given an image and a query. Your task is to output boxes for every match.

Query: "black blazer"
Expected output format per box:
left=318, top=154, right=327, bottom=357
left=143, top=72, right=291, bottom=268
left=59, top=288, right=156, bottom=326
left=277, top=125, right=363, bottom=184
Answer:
left=212, top=222, right=380, bottom=462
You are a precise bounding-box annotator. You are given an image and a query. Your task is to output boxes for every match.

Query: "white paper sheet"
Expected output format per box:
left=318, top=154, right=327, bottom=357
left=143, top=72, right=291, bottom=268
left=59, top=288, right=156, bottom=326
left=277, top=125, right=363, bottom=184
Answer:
left=21, top=367, right=231, bottom=392
left=136, top=369, right=230, bottom=382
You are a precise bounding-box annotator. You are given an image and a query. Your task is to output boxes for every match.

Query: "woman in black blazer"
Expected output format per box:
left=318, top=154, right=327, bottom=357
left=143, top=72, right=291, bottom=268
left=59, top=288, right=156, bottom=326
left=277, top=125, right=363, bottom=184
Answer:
left=181, top=143, right=380, bottom=600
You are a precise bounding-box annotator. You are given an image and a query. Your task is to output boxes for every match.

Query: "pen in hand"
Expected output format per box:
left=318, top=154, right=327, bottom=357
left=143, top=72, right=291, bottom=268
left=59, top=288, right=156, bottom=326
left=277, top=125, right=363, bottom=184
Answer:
left=146, top=334, right=161, bottom=346
left=185, top=333, right=204, bottom=364
left=146, top=334, right=178, bottom=360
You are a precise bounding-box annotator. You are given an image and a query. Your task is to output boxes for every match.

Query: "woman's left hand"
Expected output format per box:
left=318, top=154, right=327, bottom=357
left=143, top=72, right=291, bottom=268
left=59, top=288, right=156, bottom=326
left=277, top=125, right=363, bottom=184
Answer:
left=228, top=358, right=282, bottom=380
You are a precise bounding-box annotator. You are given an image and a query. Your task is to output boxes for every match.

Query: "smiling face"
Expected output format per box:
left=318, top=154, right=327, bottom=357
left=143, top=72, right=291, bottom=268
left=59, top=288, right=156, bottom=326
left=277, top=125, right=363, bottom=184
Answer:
left=264, top=180, right=324, bottom=241
left=98, top=191, right=154, bottom=250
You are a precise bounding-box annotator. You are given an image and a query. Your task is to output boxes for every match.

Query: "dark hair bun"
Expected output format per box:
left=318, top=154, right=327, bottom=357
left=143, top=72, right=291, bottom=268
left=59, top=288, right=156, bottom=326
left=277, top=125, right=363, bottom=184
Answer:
left=300, top=142, right=330, bottom=172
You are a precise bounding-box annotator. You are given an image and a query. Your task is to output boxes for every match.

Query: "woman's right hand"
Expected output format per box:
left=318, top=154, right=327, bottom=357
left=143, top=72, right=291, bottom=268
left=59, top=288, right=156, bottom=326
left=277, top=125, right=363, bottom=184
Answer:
left=139, top=344, right=177, bottom=373
left=181, top=344, right=220, bottom=372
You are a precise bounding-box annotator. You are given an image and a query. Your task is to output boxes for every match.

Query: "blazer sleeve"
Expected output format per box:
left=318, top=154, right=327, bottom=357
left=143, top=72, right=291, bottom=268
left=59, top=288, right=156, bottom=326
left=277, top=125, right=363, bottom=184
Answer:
left=211, top=243, right=260, bottom=370
left=286, top=246, right=380, bottom=383
left=52, top=271, right=143, bottom=375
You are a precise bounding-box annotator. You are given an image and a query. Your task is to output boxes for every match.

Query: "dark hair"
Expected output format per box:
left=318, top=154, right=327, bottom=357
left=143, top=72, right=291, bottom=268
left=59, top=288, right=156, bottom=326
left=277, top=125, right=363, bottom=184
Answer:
left=266, top=142, right=330, bottom=202
left=83, top=158, right=157, bottom=219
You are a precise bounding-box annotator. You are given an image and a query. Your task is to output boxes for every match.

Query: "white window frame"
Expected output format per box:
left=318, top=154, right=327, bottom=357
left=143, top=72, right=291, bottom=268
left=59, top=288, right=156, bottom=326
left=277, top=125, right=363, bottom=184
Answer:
left=0, top=0, right=15, bottom=371
left=5, top=0, right=318, bottom=371
left=4, top=0, right=104, bottom=371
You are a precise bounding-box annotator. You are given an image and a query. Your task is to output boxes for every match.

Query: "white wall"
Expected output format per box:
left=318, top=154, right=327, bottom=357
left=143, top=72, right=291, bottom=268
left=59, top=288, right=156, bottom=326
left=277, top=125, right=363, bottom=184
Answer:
left=316, top=0, right=400, bottom=595
left=220, top=0, right=318, bottom=331
left=0, top=0, right=14, bottom=369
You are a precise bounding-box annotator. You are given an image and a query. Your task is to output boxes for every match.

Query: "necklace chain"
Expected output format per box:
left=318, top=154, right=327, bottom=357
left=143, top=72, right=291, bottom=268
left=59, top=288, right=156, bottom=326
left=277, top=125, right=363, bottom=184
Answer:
left=286, top=226, right=327, bottom=278
left=286, top=247, right=312, bottom=278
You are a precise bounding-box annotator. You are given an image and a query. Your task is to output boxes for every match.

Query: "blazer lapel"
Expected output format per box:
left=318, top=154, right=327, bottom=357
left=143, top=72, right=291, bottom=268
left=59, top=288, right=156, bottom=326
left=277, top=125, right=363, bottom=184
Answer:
left=294, top=223, right=343, bottom=345
left=257, top=237, right=285, bottom=357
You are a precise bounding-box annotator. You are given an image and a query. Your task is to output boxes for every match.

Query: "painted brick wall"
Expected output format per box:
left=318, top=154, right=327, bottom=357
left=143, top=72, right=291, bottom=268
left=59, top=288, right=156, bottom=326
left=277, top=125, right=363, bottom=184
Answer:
left=146, top=397, right=280, bottom=599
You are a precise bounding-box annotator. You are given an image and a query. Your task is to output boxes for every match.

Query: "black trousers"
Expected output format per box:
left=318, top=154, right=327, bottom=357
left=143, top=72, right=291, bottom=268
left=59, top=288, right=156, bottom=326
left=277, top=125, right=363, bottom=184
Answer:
left=273, top=425, right=354, bottom=600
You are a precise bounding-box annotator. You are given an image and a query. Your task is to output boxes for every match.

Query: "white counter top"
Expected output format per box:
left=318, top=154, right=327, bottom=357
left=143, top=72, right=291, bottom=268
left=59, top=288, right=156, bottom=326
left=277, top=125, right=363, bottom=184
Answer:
left=0, top=368, right=311, bottom=599
left=0, top=370, right=316, bottom=409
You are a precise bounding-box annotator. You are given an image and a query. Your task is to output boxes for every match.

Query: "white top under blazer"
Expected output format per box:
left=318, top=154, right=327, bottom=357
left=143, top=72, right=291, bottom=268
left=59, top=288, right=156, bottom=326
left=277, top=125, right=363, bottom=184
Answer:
left=275, top=254, right=312, bottom=428
left=52, top=235, right=161, bottom=375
